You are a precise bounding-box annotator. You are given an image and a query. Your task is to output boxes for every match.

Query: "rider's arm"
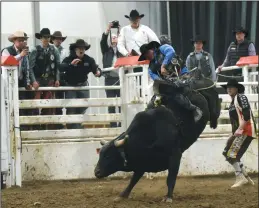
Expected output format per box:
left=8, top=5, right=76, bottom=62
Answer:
left=148, top=68, right=160, bottom=80
left=159, top=44, right=175, bottom=66
left=180, top=66, right=188, bottom=76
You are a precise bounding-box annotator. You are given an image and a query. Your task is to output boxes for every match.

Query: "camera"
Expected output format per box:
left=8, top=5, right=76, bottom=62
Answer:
left=111, top=20, right=120, bottom=28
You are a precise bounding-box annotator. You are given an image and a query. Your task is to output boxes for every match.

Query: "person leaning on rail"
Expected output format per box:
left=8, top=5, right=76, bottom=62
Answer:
left=60, top=39, right=102, bottom=129
left=218, top=26, right=256, bottom=76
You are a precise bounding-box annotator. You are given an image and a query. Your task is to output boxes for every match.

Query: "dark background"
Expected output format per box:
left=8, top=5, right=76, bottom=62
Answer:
left=160, top=1, right=259, bottom=67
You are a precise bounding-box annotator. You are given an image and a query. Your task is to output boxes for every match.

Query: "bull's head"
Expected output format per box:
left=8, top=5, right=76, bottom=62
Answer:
left=94, top=139, right=125, bottom=179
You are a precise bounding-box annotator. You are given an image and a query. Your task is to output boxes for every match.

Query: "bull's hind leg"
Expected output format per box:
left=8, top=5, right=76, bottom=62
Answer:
left=163, top=148, right=182, bottom=203
left=114, top=172, right=144, bottom=201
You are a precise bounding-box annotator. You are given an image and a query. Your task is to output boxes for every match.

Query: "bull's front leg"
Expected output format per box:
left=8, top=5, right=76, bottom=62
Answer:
left=163, top=148, right=182, bottom=203
left=114, top=171, right=144, bottom=201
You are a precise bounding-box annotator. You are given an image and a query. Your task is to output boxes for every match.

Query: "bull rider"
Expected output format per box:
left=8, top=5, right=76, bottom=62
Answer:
left=138, top=41, right=203, bottom=123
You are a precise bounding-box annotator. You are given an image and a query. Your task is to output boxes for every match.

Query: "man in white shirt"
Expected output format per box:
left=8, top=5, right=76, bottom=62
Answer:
left=118, top=9, right=160, bottom=73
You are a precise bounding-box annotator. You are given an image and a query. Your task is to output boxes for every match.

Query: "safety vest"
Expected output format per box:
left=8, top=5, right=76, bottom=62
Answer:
left=34, top=45, right=57, bottom=79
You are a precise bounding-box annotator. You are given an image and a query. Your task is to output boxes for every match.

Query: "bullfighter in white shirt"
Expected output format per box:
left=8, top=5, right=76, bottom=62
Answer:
left=118, top=9, right=160, bottom=58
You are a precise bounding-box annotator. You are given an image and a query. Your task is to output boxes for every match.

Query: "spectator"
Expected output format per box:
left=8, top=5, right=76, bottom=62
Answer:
left=1, top=31, right=32, bottom=126
left=50, top=31, right=68, bottom=128
left=1, top=31, right=31, bottom=90
left=50, top=31, right=67, bottom=62
left=29, top=28, right=60, bottom=129
left=186, top=35, right=216, bottom=82
left=118, top=9, right=160, bottom=73
left=218, top=26, right=256, bottom=75
left=101, top=22, right=123, bottom=128
left=61, top=39, right=101, bottom=129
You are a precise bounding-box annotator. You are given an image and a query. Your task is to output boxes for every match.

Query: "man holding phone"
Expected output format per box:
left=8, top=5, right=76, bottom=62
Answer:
left=1, top=31, right=31, bottom=90
left=100, top=22, right=123, bottom=127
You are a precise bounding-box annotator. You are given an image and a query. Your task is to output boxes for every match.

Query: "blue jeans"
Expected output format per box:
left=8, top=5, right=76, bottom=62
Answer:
left=65, top=89, right=90, bottom=129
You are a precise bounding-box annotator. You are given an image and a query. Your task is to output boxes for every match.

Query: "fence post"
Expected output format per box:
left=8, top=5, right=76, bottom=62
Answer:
left=141, top=65, right=149, bottom=106
left=119, top=67, right=127, bottom=132
left=1, top=56, right=21, bottom=187
left=242, top=65, right=249, bottom=93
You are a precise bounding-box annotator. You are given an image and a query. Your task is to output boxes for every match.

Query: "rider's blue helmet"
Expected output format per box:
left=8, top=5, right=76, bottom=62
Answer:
left=159, top=35, right=172, bottom=45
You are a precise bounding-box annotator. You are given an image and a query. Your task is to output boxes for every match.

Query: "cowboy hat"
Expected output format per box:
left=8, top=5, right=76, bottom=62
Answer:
left=50, top=31, right=67, bottom=43
left=69, top=39, right=91, bottom=51
left=191, top=35, right=206, bottom=44
left=220, top=78, right=245, bottom=93
left=232, top=26, right=248, bottom=38
left=138, top=41, right=161, bottom=61
left=125, top=10, right=144, bottom=20
left=8, top=31, right=29, bottom=42
left=35, top=28, right=51, bottom=39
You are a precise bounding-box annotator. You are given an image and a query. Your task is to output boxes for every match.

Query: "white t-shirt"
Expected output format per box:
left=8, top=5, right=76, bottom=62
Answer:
left=117, top=24, right=160, bottom=56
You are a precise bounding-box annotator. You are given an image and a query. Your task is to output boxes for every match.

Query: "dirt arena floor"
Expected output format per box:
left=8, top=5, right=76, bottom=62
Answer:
left=2, top=175, right=258, bottom=208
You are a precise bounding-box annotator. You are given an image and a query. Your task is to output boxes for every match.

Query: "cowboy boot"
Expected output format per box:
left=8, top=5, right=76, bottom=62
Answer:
left=146, top=95, right=157, bottom=110
left=240, top=163, right=255, bottom=185
left=173, top=94, right=203, bottom=122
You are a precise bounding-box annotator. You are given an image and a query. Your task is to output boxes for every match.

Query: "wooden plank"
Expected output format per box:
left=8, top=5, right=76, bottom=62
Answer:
left=203, top=124, right=231, bottom=134
left=21, top=128, right=121, bottom=139
left=219, top=94, right=258, bottom=102
left=19, top=98, right=121, bottom=109
left=219, top=110, right=258, bottom=119
left=20, top=114, right=121, bottom=125
left=22, top=137, right=115, bottom=144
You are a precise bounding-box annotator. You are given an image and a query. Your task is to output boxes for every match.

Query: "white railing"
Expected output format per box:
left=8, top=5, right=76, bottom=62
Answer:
left=1, top=61, right=258, bottom=187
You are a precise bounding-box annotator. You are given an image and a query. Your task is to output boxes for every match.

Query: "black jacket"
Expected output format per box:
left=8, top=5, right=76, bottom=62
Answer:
left=60, top=53, right=99, bottom=85
left=100, top=33, right=122, bottom=78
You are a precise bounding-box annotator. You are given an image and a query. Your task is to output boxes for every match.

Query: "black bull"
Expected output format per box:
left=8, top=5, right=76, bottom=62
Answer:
left=94, top=79, right=222, bottom=202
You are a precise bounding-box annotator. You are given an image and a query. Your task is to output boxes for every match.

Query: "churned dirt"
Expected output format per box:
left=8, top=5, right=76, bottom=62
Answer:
left=2, top=175, right=258, bottom=208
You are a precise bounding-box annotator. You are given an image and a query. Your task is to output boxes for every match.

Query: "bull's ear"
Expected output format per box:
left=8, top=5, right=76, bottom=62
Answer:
left=100, top=140, right=107, bottom=146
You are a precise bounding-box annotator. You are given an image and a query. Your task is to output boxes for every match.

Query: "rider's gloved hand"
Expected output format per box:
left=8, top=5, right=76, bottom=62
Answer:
left=154, top=96, right=162, bottom=107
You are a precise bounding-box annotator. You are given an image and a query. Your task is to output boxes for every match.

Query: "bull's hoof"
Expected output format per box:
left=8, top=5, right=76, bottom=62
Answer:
left=113, top=196, right=128, bottom=202
left=161, top=197, right=173, bottom=203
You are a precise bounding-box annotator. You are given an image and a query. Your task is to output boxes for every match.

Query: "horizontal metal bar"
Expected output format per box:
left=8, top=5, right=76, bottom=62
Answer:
left=19, top=85, right=121, bottom=92
left=21, top=128, right=121, bottom=139
left=22, top=136, right=230, bottom=144
left=102, top=67, right=120, bottom=72
left=219, top=94, right=258, bottom=102
left=220, top=66, right=242, bottom=71
left=20, top=113, right=121, bottom=125
left=220, top=110, right=258, bottom=119
left=126, top=72, right=143, bottom=77
left=216, top=82, right=258, bottom=86
left=19, top=98, right=121, bottom=109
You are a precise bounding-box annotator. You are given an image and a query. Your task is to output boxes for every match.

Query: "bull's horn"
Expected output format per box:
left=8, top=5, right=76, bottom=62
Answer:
left=100, top=140, right=107, bottom=146
left=114, top=135, right=129, bottom=147
left=114, top=139, right=125, bottom=147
